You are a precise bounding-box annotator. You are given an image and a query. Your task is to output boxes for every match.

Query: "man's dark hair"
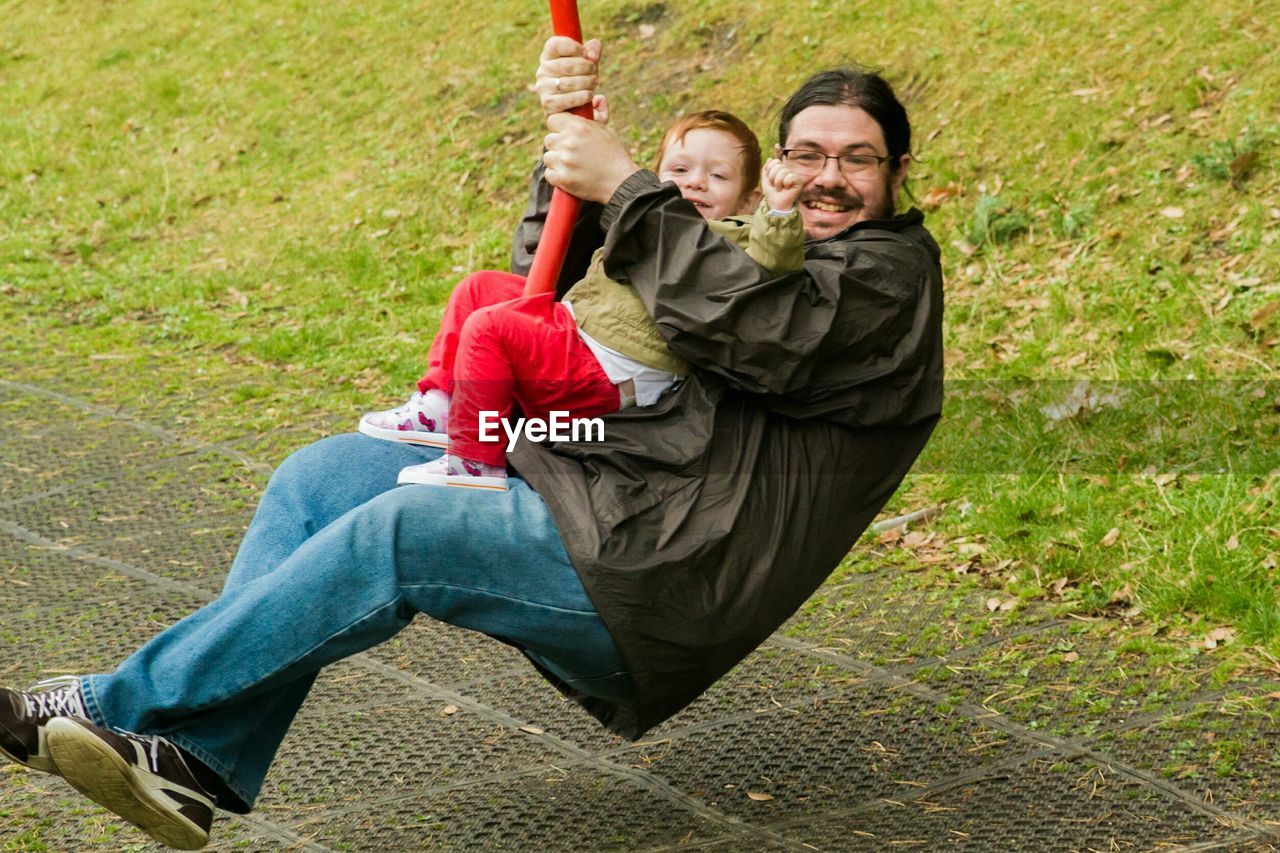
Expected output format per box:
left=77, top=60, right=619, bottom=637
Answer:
left=777, top=67, right=912, bottom=174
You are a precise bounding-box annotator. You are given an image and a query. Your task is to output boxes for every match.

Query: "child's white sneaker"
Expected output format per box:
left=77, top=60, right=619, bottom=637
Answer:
left=359, top=389, right=449, bottom=447
left=397, top=454, right=509, bottom=491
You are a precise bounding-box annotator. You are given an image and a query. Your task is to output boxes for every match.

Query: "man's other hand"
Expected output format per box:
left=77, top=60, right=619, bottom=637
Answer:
left=543, top=112, right=638, bottom=204
left=535, top=36, right=601, bottom=116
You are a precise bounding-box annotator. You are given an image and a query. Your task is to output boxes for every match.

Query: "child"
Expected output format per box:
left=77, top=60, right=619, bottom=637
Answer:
left=359, top=110, right=806, bottom=490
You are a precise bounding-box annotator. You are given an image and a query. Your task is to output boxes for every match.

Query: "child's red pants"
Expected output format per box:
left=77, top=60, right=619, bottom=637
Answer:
left=417, top=271, right=620, bottom=467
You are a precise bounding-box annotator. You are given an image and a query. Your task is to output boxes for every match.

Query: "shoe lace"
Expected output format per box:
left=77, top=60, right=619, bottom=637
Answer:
left=124, top=732, right=165, bottom=774
left=95, top=726, right=169, bottom=774
left=24, top=676, right=87, bottom=720
left=114, top=729, right=203, bottom=787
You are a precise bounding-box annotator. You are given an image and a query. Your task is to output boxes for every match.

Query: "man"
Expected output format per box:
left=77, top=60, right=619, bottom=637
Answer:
left=0, top=37, right=942, bottom=849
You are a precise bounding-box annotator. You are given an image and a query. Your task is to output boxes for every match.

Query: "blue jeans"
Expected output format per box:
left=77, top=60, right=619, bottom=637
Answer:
left=79, top=434, right=632, bottom=809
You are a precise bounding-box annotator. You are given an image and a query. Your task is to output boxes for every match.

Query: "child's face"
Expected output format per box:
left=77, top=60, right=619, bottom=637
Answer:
left=657, top=128, right=751, bottom=220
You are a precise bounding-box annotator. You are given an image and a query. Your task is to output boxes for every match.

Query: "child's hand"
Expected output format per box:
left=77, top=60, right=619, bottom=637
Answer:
left=762, top=158, right=805, bottom=212
left=592, top=94, right=610, bottom=126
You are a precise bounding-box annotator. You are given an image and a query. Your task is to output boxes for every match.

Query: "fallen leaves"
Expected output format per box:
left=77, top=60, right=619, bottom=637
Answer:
left=1109, top=584, right=1135, bottom=606
left=920, top=183, right=961, bottom=212
left=1229, top=151, right=1258, bottom=189
left=1040, top=380, right=1127, bottom=424
left=1249, top=300, right=1280, bottom=331
left=1047, top=576, right=1074, bottom=598
left=1203, top=627, right=1236, bottom=650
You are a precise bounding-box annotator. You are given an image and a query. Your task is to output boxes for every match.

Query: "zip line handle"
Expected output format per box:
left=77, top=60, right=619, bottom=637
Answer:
left=523, top=0, right=592, bottom=296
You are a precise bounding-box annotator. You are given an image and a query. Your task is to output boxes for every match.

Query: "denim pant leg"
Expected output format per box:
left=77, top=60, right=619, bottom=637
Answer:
left=82, top=434, right=435, bottom=808
left=180, top=434, right=450, bottom=807
left=81, top=437, right=628, bottom=809
left=223, top=433, right=438, bottom=593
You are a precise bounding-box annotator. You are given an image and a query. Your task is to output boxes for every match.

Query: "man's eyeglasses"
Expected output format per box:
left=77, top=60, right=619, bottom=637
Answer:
left=780, top=148, right=891, bottom=178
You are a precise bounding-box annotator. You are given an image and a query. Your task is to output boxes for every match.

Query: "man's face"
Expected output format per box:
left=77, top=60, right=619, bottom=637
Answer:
left=779, top=104, right=909, bottom=240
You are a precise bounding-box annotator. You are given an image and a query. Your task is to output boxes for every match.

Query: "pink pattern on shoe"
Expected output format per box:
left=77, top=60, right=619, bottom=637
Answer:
left=358, top=390, right=449, bottom=447
left=396, top=454, right=509, bottom=490
left=455, top=457, right=505, bottom=479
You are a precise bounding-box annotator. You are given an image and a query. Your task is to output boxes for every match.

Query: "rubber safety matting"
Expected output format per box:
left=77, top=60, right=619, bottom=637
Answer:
left=2, top=378, right=1278, bottom=851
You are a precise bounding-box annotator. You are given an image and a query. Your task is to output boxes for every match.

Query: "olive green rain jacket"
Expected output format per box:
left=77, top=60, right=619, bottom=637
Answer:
left=509, top=166, right=944, bottom=740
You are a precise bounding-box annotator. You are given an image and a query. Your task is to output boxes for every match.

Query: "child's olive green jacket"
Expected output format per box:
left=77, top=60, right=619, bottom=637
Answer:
left=561, top=201, right=804, bottom=373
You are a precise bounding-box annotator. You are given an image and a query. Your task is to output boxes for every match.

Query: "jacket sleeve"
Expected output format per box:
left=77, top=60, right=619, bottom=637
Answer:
left=509, top=159, right=607, bottom=298
left=705, top=201, right=805, bottom=274
left=599, top=171, right=941, bottom=407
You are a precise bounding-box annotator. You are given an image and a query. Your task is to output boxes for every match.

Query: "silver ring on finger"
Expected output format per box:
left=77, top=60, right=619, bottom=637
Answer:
left=553, top=77, right=561, bottom=92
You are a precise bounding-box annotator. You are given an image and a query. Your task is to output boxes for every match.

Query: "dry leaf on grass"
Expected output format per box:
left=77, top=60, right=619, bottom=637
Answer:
left=1040, top=380, right=1127, bottom=423
left=1230, top=151, right=1258, bottom=186
left=902, top=531, right=934, bottom=549
left=747, top=792, right=775, bottom=802
left=920, top=183, right=961, bottom=211
left=878, top=526, right=904, bottom=544
left=1203, top=627, right=1236, bottom=649
left=1100, top=527, right=1120, bottom=547
left=1047, top=577, right=1074, bottom=598
left=1250, top=300, right=1280, bottom=330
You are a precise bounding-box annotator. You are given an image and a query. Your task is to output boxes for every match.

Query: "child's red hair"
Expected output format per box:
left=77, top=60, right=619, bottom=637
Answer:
left=653, top=110, right=762, bottom=205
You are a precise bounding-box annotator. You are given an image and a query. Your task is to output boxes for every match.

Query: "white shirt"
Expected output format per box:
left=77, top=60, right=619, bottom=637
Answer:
left=563, top=302, right=680, bottom=408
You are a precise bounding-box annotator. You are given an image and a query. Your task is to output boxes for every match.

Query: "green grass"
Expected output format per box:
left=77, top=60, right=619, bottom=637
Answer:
left=1, top=0, right=1278, bottom=657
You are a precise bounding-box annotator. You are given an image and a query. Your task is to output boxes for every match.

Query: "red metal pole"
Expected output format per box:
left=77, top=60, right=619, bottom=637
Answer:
left=522, top=0, right=592, bottom=296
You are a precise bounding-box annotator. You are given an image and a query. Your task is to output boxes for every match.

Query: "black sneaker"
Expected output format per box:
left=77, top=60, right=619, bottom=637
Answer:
left=0, top=676, right=87, bottom=773
left=45, top=716, right=214, bottom=850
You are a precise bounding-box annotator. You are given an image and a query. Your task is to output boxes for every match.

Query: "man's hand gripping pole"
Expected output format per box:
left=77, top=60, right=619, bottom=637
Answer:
left=522, top=0, right=593, bottom=297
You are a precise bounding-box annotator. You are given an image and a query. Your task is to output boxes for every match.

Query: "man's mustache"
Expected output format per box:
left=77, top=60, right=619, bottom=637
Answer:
left=800, top=189, right=863, bottom=209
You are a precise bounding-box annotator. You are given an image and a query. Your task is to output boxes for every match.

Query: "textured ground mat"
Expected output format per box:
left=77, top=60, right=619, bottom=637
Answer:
left=2, top=377, right=1278, bottom=851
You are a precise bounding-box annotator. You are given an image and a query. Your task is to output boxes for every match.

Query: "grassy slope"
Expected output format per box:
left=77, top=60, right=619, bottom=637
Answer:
left=1, top=1, right=1277, bottom=650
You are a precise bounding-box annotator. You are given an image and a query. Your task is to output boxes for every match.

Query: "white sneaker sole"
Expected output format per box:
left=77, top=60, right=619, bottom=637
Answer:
left=46, top=719, right=211, bottom=851
left=396, top=466, right=509, bottom=491
left=358, top=419, right=448, bottom=448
